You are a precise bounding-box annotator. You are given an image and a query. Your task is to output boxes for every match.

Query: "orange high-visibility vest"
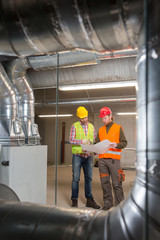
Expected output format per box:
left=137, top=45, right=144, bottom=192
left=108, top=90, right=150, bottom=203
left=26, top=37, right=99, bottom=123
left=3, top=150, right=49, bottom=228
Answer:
left=99, top=123, right=122, bottom=160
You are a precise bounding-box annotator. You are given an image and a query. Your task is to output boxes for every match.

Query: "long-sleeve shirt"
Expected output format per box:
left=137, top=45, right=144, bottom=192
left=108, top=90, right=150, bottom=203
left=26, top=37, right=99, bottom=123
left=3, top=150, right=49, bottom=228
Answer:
left=95, top=122, right=127, bottom=149
left=69, top=121, right=96, bottom=158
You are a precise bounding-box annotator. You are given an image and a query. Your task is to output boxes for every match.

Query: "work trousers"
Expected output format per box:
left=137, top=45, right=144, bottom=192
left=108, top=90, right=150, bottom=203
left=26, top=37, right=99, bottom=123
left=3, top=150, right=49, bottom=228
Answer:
left=71, top=154, right=93, bottom=199
left=99, top=158, right=124, bottom=208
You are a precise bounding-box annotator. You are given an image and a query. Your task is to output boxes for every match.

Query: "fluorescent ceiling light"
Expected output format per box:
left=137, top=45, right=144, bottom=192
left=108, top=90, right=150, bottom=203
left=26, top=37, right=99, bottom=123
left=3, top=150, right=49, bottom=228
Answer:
left=59, top=80, right=137, bottom=91
left=38, top=114, right=73, bottom=118
left=117, top=112, right=137, bottom=116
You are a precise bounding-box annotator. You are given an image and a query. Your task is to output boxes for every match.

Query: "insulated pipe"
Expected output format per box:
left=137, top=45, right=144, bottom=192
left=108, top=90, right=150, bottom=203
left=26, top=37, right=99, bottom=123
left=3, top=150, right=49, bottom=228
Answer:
left=0, top=202, right=106, bottom=240
left=6, top=58, right=35, bottom=123
left=35, top=97, right=136, bottom=107
left=0, top=63, right=18, bottom=144
left=6, top=59, right=36, bottom=143
left=28, top=57, right=137, bottom=89
left=28, top=49, right=137, bottom=71
left=0, top=0, right=142, bottom=57
left=0, top=63, right=17, bottom=125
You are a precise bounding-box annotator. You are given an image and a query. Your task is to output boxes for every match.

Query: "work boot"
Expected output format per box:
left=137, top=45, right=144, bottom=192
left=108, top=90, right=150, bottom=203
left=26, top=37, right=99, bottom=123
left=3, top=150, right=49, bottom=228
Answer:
left=102, top=202, right=113, bottom=211
left=86, top=198, right=100, bottom=209
left=72, top=199, right=78, bottom=207
left=102, top=205, right=112, bottom=211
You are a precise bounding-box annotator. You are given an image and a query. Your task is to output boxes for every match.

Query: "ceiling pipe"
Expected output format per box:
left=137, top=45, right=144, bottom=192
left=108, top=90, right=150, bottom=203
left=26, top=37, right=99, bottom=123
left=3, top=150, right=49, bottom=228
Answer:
left=27, top=49, right=137, bottom=71
left=35, top=97, right=136, bottom=107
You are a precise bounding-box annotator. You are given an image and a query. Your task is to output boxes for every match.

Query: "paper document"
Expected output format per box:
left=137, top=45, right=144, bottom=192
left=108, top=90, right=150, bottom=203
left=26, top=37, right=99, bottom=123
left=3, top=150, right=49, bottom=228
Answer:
left=81, top=139, right=111, bottom=154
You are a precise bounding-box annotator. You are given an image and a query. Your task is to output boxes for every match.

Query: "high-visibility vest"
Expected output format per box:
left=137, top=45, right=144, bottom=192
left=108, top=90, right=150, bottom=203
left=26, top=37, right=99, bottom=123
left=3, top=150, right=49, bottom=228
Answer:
left=99, top=123, right=122, bottom=160
left=72, top=122, right=94, bottom=154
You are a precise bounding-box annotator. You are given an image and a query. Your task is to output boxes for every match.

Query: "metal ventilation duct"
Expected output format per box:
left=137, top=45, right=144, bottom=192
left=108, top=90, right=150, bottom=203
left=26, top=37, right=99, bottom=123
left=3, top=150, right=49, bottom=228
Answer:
left=28, top=49, right=137, bottom=71
left=5, top=59, right=40, bottom=145
left=0, top=63, right=25, bottom=145
left=0, top=0, right=141, bottom=57
left=28, top=56, right=137, bottom=89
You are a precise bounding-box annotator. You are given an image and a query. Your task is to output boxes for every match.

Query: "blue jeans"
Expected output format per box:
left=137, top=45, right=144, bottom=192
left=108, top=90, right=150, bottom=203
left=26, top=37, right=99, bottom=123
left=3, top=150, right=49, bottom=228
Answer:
left=71, top=154, right=93, bottom=199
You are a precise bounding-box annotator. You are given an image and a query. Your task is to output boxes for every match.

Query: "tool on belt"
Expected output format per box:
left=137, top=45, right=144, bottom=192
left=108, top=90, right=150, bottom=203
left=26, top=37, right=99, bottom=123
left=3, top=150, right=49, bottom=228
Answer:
left=118, top=169, right=125, bottom=182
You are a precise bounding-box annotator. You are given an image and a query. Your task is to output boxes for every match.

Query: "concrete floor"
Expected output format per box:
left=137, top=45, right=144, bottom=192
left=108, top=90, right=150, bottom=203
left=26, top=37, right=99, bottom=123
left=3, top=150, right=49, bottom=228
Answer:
left=47, top=165, right=136, bottom=209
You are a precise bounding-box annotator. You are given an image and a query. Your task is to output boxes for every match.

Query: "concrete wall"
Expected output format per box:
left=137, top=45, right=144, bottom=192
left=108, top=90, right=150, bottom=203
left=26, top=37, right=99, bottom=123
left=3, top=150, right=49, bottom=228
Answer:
left=35, top=109, right=136, bottom=167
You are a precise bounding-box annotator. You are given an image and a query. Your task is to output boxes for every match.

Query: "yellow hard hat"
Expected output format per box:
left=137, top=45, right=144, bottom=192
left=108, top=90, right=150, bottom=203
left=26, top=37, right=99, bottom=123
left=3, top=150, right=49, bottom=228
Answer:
left=76, top=106, right=88, bottom=118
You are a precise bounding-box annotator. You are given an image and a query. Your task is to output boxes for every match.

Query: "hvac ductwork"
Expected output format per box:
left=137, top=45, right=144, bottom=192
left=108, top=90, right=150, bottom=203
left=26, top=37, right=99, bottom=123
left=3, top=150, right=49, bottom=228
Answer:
left=5, top=59, right=40, bottom=145
left=28, top=56, right=137, bottom=89
left=0, top=0, right=141, bottom=57
left=0, top=63, right=25, bottom=145
left=2, top=52, right=137, bottom=138
left=0, top=0, right=160, bottom=240
left=27, top=49, right=137, bottom=72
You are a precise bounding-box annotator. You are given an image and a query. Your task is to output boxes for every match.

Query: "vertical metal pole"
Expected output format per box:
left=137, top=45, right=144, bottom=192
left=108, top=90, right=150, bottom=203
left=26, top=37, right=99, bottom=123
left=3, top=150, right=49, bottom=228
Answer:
left=144, top=0, right=149, bottom=239
left=55, top=53, right=59, bottom=205
left=61, top=122, right=65, bottom=164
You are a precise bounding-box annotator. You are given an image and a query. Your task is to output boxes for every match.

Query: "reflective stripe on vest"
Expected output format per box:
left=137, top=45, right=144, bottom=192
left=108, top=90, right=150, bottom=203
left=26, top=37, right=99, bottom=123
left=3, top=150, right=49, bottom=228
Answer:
left=99, top=123, right=122, bottom=160
left=105, top=150, right=121, bottom=155
left=72, top=122, right=94, bottom=154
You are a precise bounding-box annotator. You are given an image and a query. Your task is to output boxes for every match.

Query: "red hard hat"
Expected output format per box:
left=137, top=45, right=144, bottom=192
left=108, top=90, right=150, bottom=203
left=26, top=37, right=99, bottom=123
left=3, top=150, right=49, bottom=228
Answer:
left=99, top=107, right=112, bottom=118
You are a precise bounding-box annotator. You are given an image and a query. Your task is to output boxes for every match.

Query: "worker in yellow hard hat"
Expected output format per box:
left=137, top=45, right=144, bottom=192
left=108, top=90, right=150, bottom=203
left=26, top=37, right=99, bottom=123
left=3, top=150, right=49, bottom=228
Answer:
left=69, top=106, right=100, bottom=209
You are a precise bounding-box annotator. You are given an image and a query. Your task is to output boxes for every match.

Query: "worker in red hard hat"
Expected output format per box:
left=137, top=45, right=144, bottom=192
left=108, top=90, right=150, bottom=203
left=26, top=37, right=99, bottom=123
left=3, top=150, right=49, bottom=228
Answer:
left=99, top=107, right=112, bottom=117
left=96, top=107, right=127, bottom=210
